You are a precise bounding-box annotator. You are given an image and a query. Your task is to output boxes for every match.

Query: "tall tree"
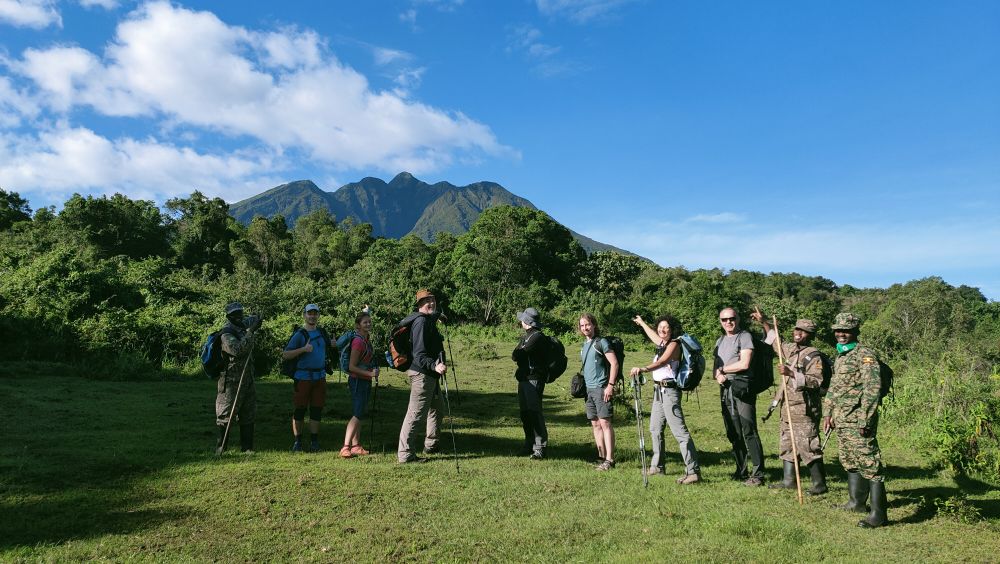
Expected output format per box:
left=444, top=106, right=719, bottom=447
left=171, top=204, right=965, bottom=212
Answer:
left=165, top=191, right=238, bottom=272
left=59, top=193, right=170, bottom=259
left=0, top=189, right=32, bottom=231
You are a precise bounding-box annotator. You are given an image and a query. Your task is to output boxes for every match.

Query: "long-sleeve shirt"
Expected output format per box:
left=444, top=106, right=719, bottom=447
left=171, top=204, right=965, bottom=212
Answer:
left=409, top=313, right=444, bottom=375
left=823, top=344, right=881, bottom=429
left=512, top=329, right=548, bottom=381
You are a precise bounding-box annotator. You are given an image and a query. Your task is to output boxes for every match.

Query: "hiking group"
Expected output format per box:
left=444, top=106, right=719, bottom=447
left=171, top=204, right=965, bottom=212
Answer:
left=205, top=290, right=889, bottom=529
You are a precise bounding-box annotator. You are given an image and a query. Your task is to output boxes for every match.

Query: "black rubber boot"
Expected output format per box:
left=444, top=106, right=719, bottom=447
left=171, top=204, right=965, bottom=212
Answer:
left=240, top=424, right=255, bottom=453
left=835, top=471, right=869, bottom=512
left=806, top=460, right=828, bottom=495
left=768, top=460, right=796, bottom=489
left=215, top=424, right=228, bottom=455
left=858, top=480, right=888, bottom=528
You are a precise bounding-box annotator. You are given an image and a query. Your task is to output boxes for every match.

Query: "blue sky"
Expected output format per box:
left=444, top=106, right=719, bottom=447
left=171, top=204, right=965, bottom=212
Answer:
left=1, top=0, right=998, bottom=298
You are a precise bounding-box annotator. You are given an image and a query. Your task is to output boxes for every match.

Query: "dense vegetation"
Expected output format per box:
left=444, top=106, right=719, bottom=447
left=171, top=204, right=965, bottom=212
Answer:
left=0, top=188, right=998, bottom=482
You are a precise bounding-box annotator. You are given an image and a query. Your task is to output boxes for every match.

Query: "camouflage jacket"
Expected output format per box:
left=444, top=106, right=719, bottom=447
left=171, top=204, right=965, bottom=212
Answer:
left=822, top=344, right=881, bottom=428
left=220, top=322, right=256, bottom=381
left=768, top=337, right=824, bottom=409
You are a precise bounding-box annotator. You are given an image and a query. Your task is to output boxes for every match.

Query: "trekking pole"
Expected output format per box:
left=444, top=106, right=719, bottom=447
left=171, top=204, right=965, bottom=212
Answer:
left=437, top=352, right=460, bottom=472
left=369, top=372, right=379, bottom=445
left=772, top=316, right=804, bottom=505
left=632, top=374, right=649, bottom=489
left=443, top=324, right=460, bottom=405
left=218, top=336, right=254, bottom=457
left=820, top=427, right=833, bottom=451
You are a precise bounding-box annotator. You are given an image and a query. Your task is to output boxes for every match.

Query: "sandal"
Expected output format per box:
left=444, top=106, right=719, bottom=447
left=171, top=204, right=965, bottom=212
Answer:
left=350, top=444, right=369, bottom=456
left=339, top=445, right=353, bottom=458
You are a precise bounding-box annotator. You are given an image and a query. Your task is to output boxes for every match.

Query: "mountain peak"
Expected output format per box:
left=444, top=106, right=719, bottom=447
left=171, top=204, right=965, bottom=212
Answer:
left=389, top=171, right=418, bottom=187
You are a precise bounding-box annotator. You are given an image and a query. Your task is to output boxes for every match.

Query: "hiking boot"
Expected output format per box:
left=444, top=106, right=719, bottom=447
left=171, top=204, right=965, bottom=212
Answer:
left=310, top=440, right=321, bottom=453
left=339, top=446, right=354, bottom=458
left=350, top=445, right=370, bottom=456
left=423, top=445, right=440, bottom=455
left=834, top=472, right=870, bottom=513
left=743, top=477, right=764, bottom=487
left=806, top=460, right=828, bottom=496
left=292, top=441, right=302, bottom=452
left=769, top=460, right=797, bottom=489
left=677, top=473, right=701, bottom=485
left=730, top=470, right=749, bottom=481
left=398, top=455, right=429, bottom=464
left=529, top=452, right=544, bottom=460
left=596, top=459, right=616, bottom=471
left=858, top=480, right=888, bottom=528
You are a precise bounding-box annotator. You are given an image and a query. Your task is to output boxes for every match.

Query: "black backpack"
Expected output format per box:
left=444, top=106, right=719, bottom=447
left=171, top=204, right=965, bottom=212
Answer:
left=749, top=334, right=775, bottom=395
left=386, top=312, right=422, bottom=371
left=280, top=326, right=333, bottom=378
left=878, top=359, right=894, bottom=402
left=597, top=335, right=626, bottom=383
left=545, top=336, right=568, bottom=383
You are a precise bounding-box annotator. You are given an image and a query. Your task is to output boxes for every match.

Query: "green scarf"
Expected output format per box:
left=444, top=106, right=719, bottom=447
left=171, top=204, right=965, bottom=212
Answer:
left=836, top=342, right=857, bottom=355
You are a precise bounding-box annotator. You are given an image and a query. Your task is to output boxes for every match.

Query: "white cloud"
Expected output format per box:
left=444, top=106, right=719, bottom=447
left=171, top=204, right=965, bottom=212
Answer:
left=399, top=8, right=417, bottom=27
left=536, top=0, right=635, bottom=23
left=79, top=0, right=118, bottom=9
left=0, top=126, right=281, bottom=203
left=0, top=0, right=61, bottom=28
left=3, top=1, right=514, bottom=201
left=373, top=47, right=412, bottom=66
left=0, top=76, right=41, bottom=126
left=506, top=24, right=583, bottom=78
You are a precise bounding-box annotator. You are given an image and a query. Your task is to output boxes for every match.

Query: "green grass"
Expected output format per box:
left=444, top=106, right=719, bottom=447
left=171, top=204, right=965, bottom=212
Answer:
left=1, top=338, right=998, bottom=562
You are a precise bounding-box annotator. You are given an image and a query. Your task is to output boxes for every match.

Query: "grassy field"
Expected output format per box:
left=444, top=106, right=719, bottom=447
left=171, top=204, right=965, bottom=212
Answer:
left=1, top=338, right=998, bottom=562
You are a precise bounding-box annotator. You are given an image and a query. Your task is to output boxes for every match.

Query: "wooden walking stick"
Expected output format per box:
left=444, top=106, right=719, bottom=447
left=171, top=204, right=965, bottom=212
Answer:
left=772, top=316, right=804, bottom=505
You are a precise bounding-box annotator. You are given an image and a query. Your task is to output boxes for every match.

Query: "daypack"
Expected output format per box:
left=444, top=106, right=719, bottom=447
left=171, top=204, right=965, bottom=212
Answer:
left=200, top=326, right=237, bottom=378
left=386, top=312, right=422, bottom=371
left=675, top=333, right=706, bottom=391
left=545, top=336, right=568, bottom=383
left=338, top=330, right=375, bottom=374
left=749, top=334, right=775, bottom=395
left=878, top=359, right=894, bottom=402
left=801, top=349, right=833, bottom=396
left=597, top=335, right=626, bottom=383
left=280, top=326, right=333, bottom=378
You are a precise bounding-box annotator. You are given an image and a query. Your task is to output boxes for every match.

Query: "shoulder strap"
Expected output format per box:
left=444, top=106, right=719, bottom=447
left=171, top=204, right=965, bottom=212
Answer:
left=579, top=340, right=596, bottom=372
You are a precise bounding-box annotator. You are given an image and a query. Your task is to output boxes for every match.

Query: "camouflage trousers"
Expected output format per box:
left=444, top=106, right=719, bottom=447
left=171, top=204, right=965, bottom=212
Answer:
left=779, top=411, right=823, bottom=465
left=835, top=415, right=883, bottom=480
left=216, top=373, right=257, bottom=426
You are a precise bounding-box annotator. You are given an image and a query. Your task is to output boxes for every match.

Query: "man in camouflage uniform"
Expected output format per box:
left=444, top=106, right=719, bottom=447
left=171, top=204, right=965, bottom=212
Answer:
left=215, top=302, right=261, bottom=454
left=823, top=312, right=887, bottom=528
left=752, top=310, right=828, bottom=495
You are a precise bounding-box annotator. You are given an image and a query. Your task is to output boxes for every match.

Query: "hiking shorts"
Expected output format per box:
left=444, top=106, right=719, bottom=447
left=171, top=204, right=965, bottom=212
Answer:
left=293, top=378, right=327, bottom=408
left=585, top=387, right=613, bottom=420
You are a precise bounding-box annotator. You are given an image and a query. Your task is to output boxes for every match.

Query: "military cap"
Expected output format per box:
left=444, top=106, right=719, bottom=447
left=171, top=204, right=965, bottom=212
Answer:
left=831, top=312, right=861, bottom=331
left=224, top=302, right=244, bottom=315
left=794, top=319, right=817, bottom=333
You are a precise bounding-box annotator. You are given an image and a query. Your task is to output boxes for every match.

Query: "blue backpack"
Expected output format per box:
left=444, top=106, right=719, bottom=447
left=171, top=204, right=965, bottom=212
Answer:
left=337, top=330, right=375, bottom=374
left=201, top=326, right=237, bottom=378
left=675, top=333, right=706, bottom=391
left=337, top=330, right=357, bottom=373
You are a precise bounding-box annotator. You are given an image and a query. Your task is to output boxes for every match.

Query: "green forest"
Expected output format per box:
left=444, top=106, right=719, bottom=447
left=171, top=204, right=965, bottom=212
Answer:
left=0, top=188, right=998, bottom=482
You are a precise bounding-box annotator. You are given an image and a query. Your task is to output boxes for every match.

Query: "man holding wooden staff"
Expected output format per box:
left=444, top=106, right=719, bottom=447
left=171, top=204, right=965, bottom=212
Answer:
left=752, top=308, right=828, bottom=495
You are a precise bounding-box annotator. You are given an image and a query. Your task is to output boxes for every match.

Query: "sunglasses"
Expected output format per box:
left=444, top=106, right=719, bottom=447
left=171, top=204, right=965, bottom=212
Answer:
left=719, top=317, right=737, bottom=322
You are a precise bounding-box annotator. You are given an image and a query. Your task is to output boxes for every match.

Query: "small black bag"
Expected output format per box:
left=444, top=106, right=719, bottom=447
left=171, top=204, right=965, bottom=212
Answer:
left=570, top=372, right=587, bottom=398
